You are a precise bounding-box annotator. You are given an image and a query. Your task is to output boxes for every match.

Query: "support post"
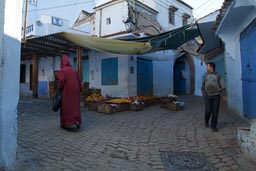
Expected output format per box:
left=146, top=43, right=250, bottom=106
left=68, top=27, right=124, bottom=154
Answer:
left=76, top=46, right=83, bottom=80
left=32, top=54, right=38, bottom=98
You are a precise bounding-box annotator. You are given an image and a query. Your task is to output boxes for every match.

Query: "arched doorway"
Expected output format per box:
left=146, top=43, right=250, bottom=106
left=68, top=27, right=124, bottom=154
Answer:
left=173, top=53, right=195, bottom=95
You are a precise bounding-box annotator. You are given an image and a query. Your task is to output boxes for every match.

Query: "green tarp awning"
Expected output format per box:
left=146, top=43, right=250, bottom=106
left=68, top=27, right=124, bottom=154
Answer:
left=62, top=23, right=200, bottom=55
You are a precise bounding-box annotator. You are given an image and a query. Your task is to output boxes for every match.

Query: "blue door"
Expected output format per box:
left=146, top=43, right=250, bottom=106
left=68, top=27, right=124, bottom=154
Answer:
left=240, top=19, right=256, bottom=119
left=137, top=58, right=153, bottom=96
left=174, top=61, right=186, bottom=94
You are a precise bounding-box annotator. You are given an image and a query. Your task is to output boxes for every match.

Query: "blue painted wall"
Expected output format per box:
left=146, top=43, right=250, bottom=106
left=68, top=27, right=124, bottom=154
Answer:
left=38, top=81, right=48, bottom=96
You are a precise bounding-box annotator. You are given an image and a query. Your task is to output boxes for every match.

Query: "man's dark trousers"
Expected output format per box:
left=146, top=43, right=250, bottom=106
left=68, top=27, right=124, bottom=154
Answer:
left=204, top=95, right=220, bottom=128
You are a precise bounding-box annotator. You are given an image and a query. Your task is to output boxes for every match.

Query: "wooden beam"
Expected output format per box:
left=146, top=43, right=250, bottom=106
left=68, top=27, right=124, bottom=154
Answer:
left=76, top=46, right=83, bottom=80
left=32, top=54, right=38, bottom=98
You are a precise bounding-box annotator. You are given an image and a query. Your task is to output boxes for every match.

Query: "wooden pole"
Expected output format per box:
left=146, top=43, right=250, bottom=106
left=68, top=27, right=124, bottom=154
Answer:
left=22, top=0, right=29, bottom=43
left=76, top=46, right=83, bottom=80
left=32, top=54, right=38, bottom=98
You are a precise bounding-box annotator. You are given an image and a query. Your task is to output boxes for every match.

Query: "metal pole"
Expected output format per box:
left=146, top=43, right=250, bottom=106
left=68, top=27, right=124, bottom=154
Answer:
left=22, top=0, right=29, bottom=43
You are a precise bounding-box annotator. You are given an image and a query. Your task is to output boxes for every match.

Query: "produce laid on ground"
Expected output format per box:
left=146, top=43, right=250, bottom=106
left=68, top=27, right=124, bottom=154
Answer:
left=85, top=94, right=161, bottom=113
left=85, top=93, right=184, bottom=113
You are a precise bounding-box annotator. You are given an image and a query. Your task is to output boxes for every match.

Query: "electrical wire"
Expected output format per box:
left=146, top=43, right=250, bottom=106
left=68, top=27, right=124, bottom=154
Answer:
left=27, top=0, right=95, bottom=12
left=195, top=0, right=217, bottom=19
left=26, top=0, right=197, bottom=30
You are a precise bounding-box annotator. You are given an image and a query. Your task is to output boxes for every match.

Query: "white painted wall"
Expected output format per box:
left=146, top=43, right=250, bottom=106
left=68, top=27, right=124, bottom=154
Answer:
left=148, top=50, right=174, bottom=96
left=155, top=0, right=194, bottom=31
left=198, top=10, right=219, bottom=23
left=17, top=50, right=177, bottom=98
left=25, top=0, right=96, bottom=27
left=95, top=0, right=129, bottom=37
left=153, top=60, right=173, bottom=96
left=20, top=55, right=72, bottom=97
left=193, top=57, right=206, bottom=96
left=95, top=0, right=193, bottom=37
left=217, top=4, right=256, bottom=116
left=128, top=55, right=137, bottom=96
left=0, top=0, right=23, bottom=170
left=217, top=31, right=244, bottom=115
left=88, top=50, right=176, bottom=97
left=89, top=51, right=130, bottom=97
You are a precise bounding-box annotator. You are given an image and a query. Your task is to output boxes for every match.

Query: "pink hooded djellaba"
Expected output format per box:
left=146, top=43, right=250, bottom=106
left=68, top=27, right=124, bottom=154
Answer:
left=57, top=54, right=82, bottom=128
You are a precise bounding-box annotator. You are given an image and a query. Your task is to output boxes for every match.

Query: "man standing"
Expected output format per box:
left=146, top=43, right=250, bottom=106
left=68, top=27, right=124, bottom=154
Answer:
left=201, top=62, right=226, bottom=132
left=57, top=54, right=82, bottom=131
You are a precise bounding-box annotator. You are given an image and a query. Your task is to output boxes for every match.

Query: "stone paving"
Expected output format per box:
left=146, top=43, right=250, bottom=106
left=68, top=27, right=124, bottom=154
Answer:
left=17, top=96, right=256, bottom=171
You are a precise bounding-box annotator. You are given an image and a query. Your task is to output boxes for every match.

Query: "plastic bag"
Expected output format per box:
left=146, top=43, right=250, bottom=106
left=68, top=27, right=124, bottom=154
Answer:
left=52, top=90, right=62, bottom=112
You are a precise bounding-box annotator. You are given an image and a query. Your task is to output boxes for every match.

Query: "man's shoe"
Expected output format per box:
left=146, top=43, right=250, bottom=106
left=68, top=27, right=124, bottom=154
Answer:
left=212, top=127, right=218, bottom=132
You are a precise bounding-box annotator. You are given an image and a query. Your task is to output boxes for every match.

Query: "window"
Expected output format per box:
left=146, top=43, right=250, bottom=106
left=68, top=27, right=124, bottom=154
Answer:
left=26, top=24, right=34, bottom=34
left=169, top=6, right=178, bottom=25
left=28, top=0, right=37, bottom=5
left=106, top=17, right=111, bottom=25
left=101, top=58, right=118, bottom=85
left=52, top=17, right=63, bottom=26
left=182, top=13, right=190, bottom=26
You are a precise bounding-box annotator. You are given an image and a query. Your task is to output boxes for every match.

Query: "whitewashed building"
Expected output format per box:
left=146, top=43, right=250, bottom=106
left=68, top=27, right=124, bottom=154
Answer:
left=75, top=0, right=197, bottom=97
left=215, top=0, right=256, bottom=119
left=21, top=0, right=203, bottom=98
left=24, top=0, right=96, bottom=27
left=214, top=0, right=256, bottom=161
left=0, top=0, right=23, bottom=170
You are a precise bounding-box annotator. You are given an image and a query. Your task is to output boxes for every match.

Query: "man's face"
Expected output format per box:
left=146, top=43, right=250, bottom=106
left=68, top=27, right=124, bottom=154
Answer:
left=207, top=64, right=213, bottom=72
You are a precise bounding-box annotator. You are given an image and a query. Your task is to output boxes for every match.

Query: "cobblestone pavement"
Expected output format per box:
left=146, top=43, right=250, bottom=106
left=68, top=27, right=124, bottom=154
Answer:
left=17, top=96, right=256, bottom=171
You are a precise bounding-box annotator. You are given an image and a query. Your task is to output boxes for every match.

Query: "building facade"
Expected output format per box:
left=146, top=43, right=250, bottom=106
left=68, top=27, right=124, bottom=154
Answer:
left=216, top=0, right=256, bottom=119
left=21, top=0, right=199, bottom=98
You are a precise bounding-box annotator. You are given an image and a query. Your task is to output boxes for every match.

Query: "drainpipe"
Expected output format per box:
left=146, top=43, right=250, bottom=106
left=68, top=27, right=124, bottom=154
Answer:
left=22, top=0, right=29, bottom=43
left=99, top=8, right=102, bottom=37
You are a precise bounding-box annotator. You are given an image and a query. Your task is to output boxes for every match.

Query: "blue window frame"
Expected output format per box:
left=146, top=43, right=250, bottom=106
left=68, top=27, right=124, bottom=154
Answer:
left=101, top=58, right=118, bottom=85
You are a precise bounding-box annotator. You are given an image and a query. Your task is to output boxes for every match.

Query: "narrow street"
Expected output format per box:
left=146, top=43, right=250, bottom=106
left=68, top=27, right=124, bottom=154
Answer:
left=17, top=96, right=256, bottom=171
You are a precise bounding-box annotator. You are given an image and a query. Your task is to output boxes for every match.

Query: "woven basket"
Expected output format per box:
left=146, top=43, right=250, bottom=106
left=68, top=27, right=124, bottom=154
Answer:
left=116, top=103, right=129, bottom=112
left=87, top=102, right=98, bottom=111
left=165, top=103, right=183, bottom=111
left=129, top=103, right=144, bottom=111
left=98, top=104, right=116, bottom=114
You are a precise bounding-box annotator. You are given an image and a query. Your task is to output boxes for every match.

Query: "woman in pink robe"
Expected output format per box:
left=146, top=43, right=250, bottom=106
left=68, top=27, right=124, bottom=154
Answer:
left=57, top=54, right=82, bottom=130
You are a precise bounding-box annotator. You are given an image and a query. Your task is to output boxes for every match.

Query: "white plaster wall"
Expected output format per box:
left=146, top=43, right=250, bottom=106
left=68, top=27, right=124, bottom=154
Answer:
left=193, top=57, right=206, bottom=96
left=128, top=55, right=137, bottom=96
left=95, top=0, right=128, bottom=37
left=25, top=0, right=96, bottom=27
left=20, top=56, right=65, bottom=97
left=26, top=15, right=70, bottom=37
left=89, top=51, right=129, bottom=97
left=0, top=0, right=23, bottom=169
left=38, top=57, right=54, bottom=81
left=53, top=56, right=61, bottom=71
left=138, top=50, right=175, bottom=96
left=153, top=60, right=173, bottom=96
left=88, top=50, right=177, bottom=97
left=155, top=0, right=194, bottom=31
left=224, top=38, right=243, bottom=116
left=138, top=0, right=156, bottom=9
left=0, top=0, right=3, bottom=168
left=198, top=10, right=219, bottom=23
left=217, top=9, right=256, bottom=116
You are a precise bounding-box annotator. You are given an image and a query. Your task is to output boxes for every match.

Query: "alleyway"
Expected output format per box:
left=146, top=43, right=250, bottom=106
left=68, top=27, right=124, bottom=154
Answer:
left=17, top=96, right=256, bottom=171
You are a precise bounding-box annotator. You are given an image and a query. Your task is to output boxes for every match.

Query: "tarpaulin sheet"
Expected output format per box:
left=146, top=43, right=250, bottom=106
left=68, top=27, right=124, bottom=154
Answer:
left=61, top=23, right=200, bottom=55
